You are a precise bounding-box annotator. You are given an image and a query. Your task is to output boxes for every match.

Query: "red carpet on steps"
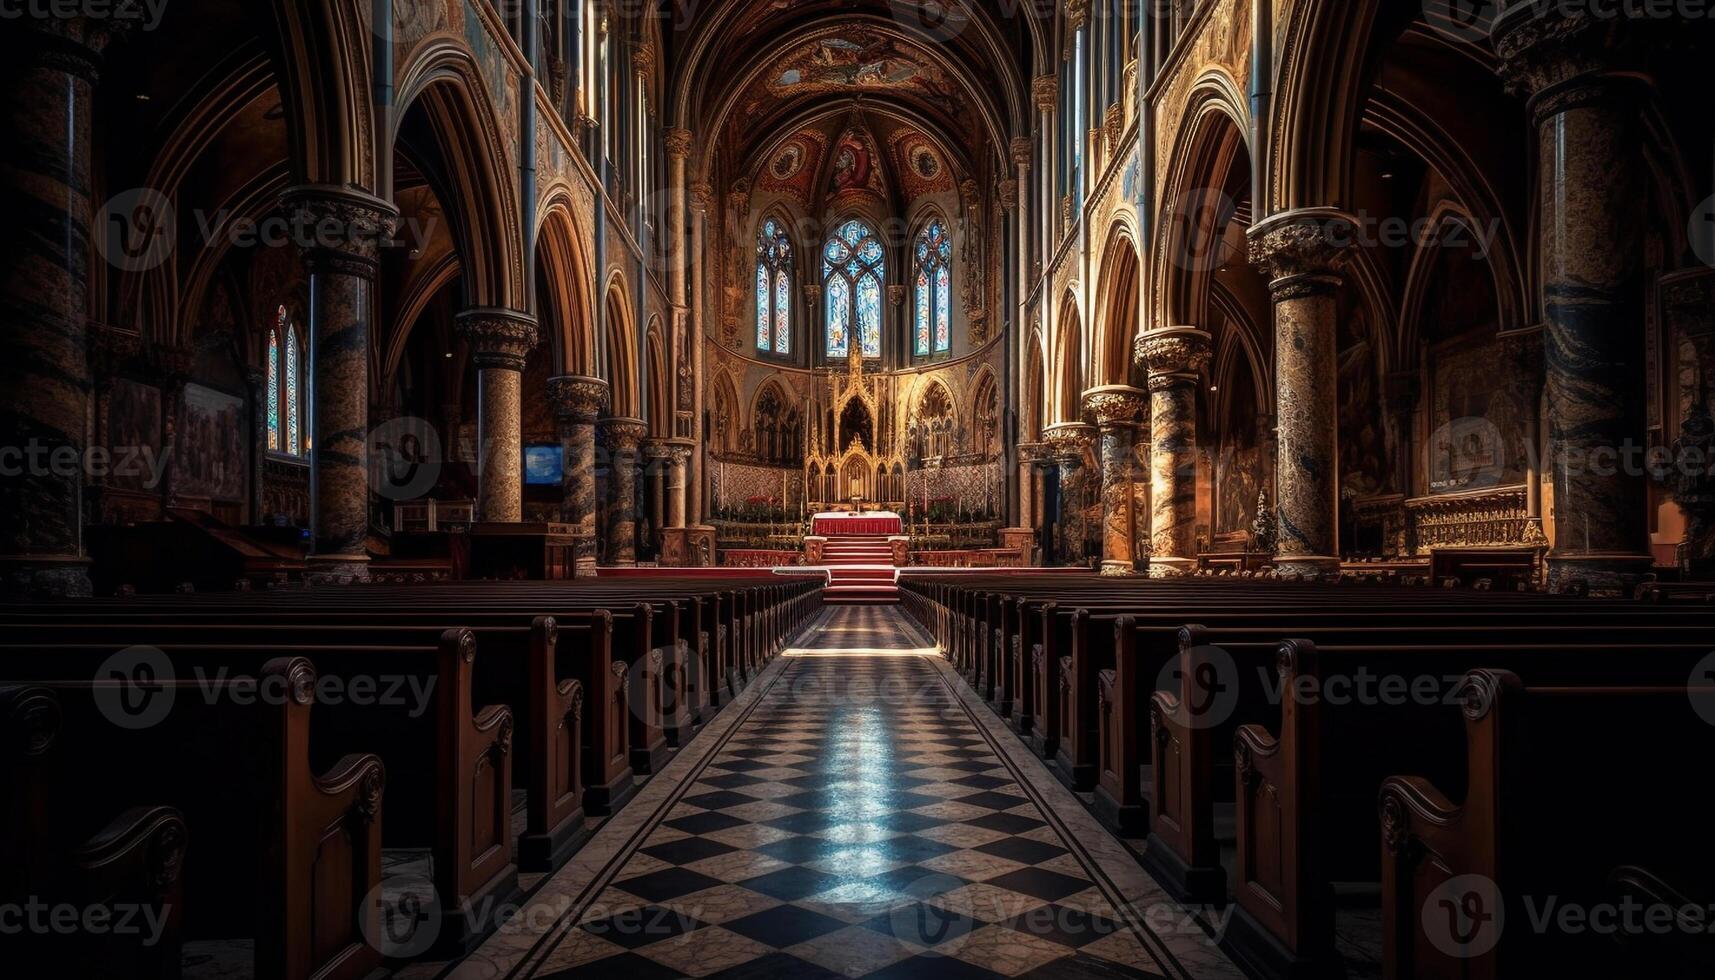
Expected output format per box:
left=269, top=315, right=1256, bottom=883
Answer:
left=819, top=534, right=899, bottom=604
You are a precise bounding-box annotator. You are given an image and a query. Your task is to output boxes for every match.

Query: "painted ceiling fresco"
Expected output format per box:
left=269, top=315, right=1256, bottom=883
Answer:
left=738, top=30, right=969, bottom=129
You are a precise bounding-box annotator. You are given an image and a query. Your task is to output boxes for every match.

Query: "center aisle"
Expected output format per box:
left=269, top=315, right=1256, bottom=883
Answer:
left=456, top=607, right=1243, bottom=980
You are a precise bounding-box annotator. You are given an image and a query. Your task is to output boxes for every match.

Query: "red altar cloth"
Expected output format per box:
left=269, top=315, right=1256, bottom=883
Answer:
left=812, top=514, right=903, bottom=536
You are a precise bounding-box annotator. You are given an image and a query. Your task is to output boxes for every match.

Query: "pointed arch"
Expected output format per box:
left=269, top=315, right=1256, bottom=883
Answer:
left=603, top=276, right=639, bottom=418
left=822, top=216, right=885, bottom=359
left=645, top=319, right=669, bottom=438
left=1054, top=290, right=1084, bottom=423
left=395, top=45, right=527, bottom=310
left=1024, top=326, right=1047, bottom=442
left=753, top=211, right=796, bottom=356
left=910, top=209, right=954, bottom=358
left=1093, top=223, right=1142, bottom=386
left=536, top=195, right=596, bottom=374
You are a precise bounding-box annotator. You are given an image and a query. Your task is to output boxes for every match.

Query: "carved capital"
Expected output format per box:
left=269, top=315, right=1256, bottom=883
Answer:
left=1032, top=75, right=1059, bottom=114
left=631, top=43, right=657, bottom=77
left=1247, top=208, right=1359, bottom=295
left=1082, top=385, right=1148, bottom=427
left=456, top=308, right=539, bottom=371
left=600, top=416, right=649, bottom=452
left=1065, top=0, right=1090, bottom=31
left=1042, top=421, right=1096, bottom=463
left=665, top=127, right=693, bottom=160
left=1010, top=136, right=1034, bottom=174
left=887, top=284, right=907, bottom=306
left=547, top=374, right=610, bottom=423
left=1136, top=327, right=1212, bottom=391
left=278, top=185, right=400, bottom=278
left=1494, top=5, right=1631, bottom=114
left=997, top=179, right=1018, bottom=212
left=689, top=181, right=714, bottom=213
left=1017, top=441, right=1050, bottom=464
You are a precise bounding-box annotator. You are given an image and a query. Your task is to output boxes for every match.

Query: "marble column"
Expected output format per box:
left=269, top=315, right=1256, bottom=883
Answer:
left=1044, top=423, right=1097, bottom=566
left=1499, top=329, right=1549, bottom=543
left=457, top=309, right=538, bottom=523
left=666, top=440, right=693, bottom=528
left=0, top=19, right=124, bottom=595
left=547, top=375, right=608, bottom=575
left=1083, top=387, right=1149, bottom=575
left=689, top=181, right=712, bottom=524
left=643, top=439, right=669, bottom=551
left=599, top=417, right=648, bottom=565
left=1016, top=442, right=1046, bottom=534
left=1248, top=208, right=1356, bottom=581
left=281, top=186, right=399, bottom=583
left=1496, top=9, right=1649, bottom=594
left=1138, top=327, right=1212, bottom=576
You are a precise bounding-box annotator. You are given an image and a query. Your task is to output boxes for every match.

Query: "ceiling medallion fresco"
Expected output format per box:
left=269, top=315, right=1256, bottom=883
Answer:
left=758, top=130, right=827, bottom=201
left=743, top=30, right=966, bottom=122
left=890, top=129, right=953, bottom=198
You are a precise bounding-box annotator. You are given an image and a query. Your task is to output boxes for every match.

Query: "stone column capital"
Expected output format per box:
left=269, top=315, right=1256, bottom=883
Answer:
left=631, top=43, right=657, bottom=78
left=1032, top=75, right=1059, bottom=114
left=641, top=438, right=673, bottom=461
left=278, top=185, right=400, bottom=278
left=1136, top=327, right=1213, bottom=390
left=1247, top=208, right=1359, bottom=296
left=600, top=416, right=649, bottom=451
left=1065, top=0, right=1090, bottom=32
left=547, top=374, right=609, bottom=422
left=665, top=439, right=696, bottom=465
left=690, top=181, right=714, bottom=213
left=1493, top=5, right=1633, bottom=113
left=665, top=127, right=694, bottom=160
left=1082, top=385, right=1149, bottom=427
left=1010, top=137, right=1034, bottom=174
left=803, top=283, right=823, bottom=303
left=997, top=179, right=1018, bottom=212
left=887, top=284, right=907, bottom=307
left=1017, top=441, right=1050, bottom=464
left=456, top=308, right=539, bottom=371
left=1042, top=422, right=1096, bottom=462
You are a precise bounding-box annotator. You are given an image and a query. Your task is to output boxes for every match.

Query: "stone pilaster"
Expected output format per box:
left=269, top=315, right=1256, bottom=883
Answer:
left=1043, top=422, right=1096, bottom=566
left=1083, top=387, right=1149, bottom=575
left=457, top=309, right=538, bottom=523
left=547, top=375, right=608, bottom=575
left=280, top=185, right=399, bottom=583
left=666, top=440, right=693, bottom=529
left=0, top=19, right=123, bottom=595
left=1496, top=7, right=1650, bottom=594
left=599, top=417, right=648, bottom=566
left=1137, top=328, right=1212, bottom=576
left=1248, top=208, right=1357, bottom=581
left=1016, top=442, right=1048, bottom=536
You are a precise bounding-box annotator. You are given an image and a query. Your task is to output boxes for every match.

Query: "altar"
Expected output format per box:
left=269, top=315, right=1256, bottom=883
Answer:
left=812, top=511, right=904, bottom=536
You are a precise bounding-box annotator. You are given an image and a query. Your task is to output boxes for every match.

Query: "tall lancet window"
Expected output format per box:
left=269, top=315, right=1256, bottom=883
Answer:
left=266, top=306, right=306, bottom=457
left=822, top=218, right=883, bottom=359
left=913, top=218, right=952, bottom=356
left=755, top=218, right=793, bottom=354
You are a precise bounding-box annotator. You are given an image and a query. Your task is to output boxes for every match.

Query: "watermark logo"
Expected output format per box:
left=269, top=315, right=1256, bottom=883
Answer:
left=885, top=872, right=975, bottom=953
left=0, top=0, right=171, bottom=31
left=95, top=188, right=176, bottom=273
left=1423, top=0, right=1501, bottom=43
left=1691, top=195, right=1715, bottom=268
left=1423, top=874, right=1505, bottom=959
left=367, top=416, right=443, bottom=502
left=93, top=645, right=175, bottom=731
left=1154, top=645, right=1240, bottom=730
left=888, top=0, right=965, bottom=43
left=1689, top=651, right=1715, bottom=726
left=361, top=875, right=441, bottom=959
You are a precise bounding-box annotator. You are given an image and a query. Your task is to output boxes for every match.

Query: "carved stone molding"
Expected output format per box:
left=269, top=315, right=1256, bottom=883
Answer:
left=1246, top=208, right=1359, bottom=296
left=600, top=416, right=649, bottom=452
left=1493, top=5, right=1631, bottom=114
left=1136, top=327, right=1212, bottom=391
left=689, top=181, right=713, bottom=213
left=1032, top=75, right=1059, bottom=114
left=456, top=308, right=539, bottom=371
left=278, top=185, right=400, bottom=278
left=548, top=374, right=609, bottom=422
left=1011, top=136, right=1033, bottom=174
left=1065, top=0, right=1090, bottom=32
left=664, top=127, right=693, bottom=160
left=1042, top=421, right=1096, bottom=463
left=1082, top=385, right=1148, bottom=427
left=887, top=284, right=907, bottom=306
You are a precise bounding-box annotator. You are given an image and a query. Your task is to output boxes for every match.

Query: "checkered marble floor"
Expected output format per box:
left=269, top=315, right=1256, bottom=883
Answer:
left=467, top=607, right=1229, bottom=980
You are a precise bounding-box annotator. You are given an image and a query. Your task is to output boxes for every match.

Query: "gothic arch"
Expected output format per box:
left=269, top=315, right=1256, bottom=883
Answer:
left=1053, top=290, right=1083, bottom=423
left=394, top=44, right=526, bottom=311
left=603, top=276, right=639, bottom=418
left=1154, top=75, right=1251, bottom=333
left=645, top=320, right=669, bottom=438
left=535, top=196, right=596, bottom=374
left=1092, top=224, right=1141, bottom=386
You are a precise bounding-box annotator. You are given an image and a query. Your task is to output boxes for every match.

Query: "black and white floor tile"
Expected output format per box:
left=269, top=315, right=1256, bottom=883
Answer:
left=452, top=607, right=1244, bottom=980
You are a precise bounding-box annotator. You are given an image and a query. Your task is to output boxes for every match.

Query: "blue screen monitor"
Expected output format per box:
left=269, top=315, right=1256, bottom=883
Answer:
left=524, top=445, right=563, bottom=485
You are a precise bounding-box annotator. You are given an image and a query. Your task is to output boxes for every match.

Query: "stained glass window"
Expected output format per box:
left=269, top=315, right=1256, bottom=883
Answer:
left=913, top=219, right=951, bottom=355
left=823, top=219, right=883, bottom=358
left=285, top=329, right=301, bottom=455
left=266, top=327, right=280, bottom=451
left=754, top=218, right=793, bottom=353
left=267, top=306, right=305, bottom=458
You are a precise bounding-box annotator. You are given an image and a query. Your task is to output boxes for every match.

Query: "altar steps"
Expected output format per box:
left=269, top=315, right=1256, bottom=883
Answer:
left=820, top=534, right=901, bottom=605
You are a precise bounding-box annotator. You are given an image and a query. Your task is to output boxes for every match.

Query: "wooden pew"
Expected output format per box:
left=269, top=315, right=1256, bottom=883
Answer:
left=1, top=660, right=385, bottom=980
left=1377, top=671, right=1715, bottom=978
left=1222, top=640, right=1714, bottom=979
left=0, top=632, right=511, bottom=957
